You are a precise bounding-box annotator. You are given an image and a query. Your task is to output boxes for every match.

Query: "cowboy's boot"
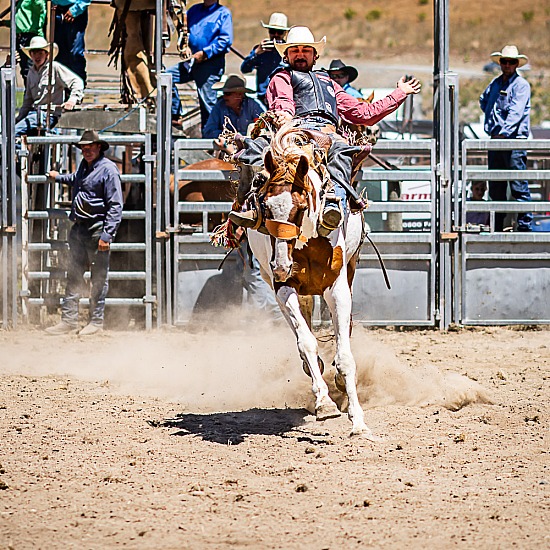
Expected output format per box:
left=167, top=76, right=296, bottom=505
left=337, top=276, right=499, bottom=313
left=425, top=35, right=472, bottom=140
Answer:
left=228, top=209, right=258, bottom=228
left=317, top=193, right=343, bottom=237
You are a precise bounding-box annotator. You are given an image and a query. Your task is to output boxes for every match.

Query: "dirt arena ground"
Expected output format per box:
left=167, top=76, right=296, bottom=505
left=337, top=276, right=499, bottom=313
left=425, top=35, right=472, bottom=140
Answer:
left=0, top=324, right=548, bottom=549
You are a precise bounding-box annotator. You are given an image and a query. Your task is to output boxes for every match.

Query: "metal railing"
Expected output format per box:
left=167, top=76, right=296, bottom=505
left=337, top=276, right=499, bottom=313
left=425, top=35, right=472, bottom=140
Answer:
left=458, top=139, right=550, bottom=325
left=20, top=133, right=155, bottom=329
left=170, top=138, right=439, bottom=326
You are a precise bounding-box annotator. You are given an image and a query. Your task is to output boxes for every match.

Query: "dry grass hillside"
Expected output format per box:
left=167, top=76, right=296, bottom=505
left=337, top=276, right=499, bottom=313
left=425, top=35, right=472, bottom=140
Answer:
left=1, top=0, right=548, bottom=123
left=73, top=0, right=549, bottom=67
left=226, top=0, right=549, bottom=69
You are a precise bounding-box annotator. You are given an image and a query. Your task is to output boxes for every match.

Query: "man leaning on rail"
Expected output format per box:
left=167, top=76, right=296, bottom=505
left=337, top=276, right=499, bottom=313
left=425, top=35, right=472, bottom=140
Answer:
left=45, top=130, right=123, bottom=336
left=479, top=44, right=532, bottom=232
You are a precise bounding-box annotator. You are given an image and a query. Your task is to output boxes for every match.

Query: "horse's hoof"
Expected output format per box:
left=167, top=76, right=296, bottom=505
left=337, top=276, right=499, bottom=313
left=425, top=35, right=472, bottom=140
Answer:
left=302, top=357, right=324, bottom=377
left=334, top=373, right=346, bottom=393
left=349, top=426, right=383, bottom=441
left=316, top=401, right=341, bottom=421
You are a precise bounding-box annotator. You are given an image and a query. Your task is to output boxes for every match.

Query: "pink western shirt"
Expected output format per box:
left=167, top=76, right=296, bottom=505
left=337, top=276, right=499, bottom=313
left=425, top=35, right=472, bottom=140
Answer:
left=266, top=70, right=407, bottom=125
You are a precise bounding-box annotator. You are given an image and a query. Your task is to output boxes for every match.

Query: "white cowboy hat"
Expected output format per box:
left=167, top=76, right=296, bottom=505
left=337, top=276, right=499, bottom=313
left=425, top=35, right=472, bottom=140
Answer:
left=490, top=45, right=528, bottom=67
left=212, top=74, right=254, bottom=94
left=275, top=26, right=326, bottom=57
left=22, top=36, right=58, bottom=59
left=261, top=12, right=290, bottom=31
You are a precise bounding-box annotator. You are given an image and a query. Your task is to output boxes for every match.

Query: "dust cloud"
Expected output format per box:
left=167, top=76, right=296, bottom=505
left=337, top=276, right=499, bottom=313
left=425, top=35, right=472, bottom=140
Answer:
left=1, top=320, right=490, bottom=413
left=349, top=328, right=492, bottom=410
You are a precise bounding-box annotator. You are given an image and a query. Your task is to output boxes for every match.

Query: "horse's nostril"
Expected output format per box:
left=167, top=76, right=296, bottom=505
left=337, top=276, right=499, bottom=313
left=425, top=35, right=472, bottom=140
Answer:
left=272, top=264, right=291, bottom=282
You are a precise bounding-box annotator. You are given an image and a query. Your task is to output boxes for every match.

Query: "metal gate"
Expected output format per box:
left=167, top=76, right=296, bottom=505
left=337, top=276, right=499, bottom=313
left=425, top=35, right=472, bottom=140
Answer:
left=20, top=134, right=155, bottom=329
left=353, top=140, right=437, bottom=325
left=171, top=138, right=439, bottom=326
left=171, top=139, right=237, bottom=324
left=458, top=139, right=550, bottom=324
left=0, top=67, right=17, bottom=329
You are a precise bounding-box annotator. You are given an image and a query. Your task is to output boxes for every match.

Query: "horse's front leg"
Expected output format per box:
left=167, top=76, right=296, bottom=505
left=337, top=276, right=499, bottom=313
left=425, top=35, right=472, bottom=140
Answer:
left=276, top=285, right=340, bottom=421
left=324, top=275, right=376, bottom=439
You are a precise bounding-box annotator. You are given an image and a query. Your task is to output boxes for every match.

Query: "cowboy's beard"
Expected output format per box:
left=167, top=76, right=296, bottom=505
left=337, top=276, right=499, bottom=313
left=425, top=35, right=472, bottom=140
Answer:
left=291, top=58, right=314, bottom=72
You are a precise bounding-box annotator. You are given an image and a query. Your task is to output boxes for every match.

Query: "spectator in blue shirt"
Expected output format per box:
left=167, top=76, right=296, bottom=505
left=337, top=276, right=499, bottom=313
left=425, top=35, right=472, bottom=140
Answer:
left=202, top=74, right=265, bottom=140
left=46, top=129, right=123, bottom=336
left=52, top=0, right=90, bottom=85
left=327, top=59, right=363, bottom=99
left=480, top=45, right=532, bottom=231
left=168, top=0, right=233, bottom=129
left=240, top=12, right=289, bottom=106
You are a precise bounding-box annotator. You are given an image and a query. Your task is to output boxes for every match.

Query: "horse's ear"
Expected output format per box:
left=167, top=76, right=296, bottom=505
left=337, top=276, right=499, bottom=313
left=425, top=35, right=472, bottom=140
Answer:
left=264, top=150, right=276, bottom=175
left=366, top=90, right=375, bottom=104
left=296, top=155, right=309, bottom=181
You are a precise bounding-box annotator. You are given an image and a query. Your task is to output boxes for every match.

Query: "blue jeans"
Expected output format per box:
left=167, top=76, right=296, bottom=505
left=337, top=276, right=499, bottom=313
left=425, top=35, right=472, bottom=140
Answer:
left=61, top=221, right=110, bottom=326
left=167, top=55, right=224, bottom=127
left=54, top=5, right=87, bottom=85
left=240, top=244, right=283, bottom=321
left=488, top=148, right=532, bottom=231
left=15, top=111, right=58, bottom=139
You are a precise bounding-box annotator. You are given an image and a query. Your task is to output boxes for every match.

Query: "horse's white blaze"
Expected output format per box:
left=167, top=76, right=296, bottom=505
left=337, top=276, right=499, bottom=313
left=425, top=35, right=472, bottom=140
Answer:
left=266, top=192, right=293, bottom=222
left=272, top=238, right=293, bottom=277
left=295, top=169, right=321, bottom=250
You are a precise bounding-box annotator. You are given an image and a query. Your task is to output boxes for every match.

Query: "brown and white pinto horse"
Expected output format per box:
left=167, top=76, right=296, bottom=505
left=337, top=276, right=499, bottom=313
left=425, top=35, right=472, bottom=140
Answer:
left=246, top=124, right=374, bottom=438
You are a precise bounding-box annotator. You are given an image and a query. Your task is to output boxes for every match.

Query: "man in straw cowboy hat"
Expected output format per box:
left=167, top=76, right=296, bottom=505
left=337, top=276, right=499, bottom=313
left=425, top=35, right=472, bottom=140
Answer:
left=202, top=73, right=265, bottom=140
left=326, top=59, right=362, bottom=99
left=480, top=45, right=532, bottom=231
left=241, top=12, right=290, bottom=106
left=45, top=129, right=123, bottom=336
left=230, top=25, right=421, bottom=236
left=15, top=35, right=84, bottom=138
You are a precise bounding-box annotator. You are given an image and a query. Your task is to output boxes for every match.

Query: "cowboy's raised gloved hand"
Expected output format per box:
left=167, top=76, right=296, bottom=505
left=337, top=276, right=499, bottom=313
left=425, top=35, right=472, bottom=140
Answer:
left=397, top=76, right=422, bottom=95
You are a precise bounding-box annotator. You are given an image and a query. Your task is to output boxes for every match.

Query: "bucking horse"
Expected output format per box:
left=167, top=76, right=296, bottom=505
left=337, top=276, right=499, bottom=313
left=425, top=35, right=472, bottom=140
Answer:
left=230, top=123, right=376, bottom=438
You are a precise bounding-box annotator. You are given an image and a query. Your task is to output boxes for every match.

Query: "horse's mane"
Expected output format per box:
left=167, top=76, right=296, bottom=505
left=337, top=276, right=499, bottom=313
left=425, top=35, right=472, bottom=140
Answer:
left=265, top=122, right=325, bottom=190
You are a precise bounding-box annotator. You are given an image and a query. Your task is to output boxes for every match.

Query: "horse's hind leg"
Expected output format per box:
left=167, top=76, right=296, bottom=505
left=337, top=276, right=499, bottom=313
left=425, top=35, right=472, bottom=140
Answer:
left=324, top=275, right=375, bottom=439
left=276, top=286, right=340, bottom=421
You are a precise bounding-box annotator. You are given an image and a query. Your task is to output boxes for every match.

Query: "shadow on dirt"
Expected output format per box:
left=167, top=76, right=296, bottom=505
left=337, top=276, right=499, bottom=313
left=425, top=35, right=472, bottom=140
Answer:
left=147, top=408, right=310, bottom=445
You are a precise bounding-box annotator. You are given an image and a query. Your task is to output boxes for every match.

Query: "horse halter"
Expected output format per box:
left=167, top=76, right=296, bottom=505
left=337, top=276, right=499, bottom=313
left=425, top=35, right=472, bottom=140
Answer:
left=265, top=218, right=301, bottom=240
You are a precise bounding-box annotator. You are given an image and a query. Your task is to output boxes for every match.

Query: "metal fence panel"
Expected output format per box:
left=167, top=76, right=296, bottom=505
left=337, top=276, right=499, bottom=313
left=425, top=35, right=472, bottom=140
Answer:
left=459, top=139, right=550, bottom=325
left=172, top=139, right=438, bottom=326
left=0, top=67, right=17, bottom=329
left=20, top=134, right=155, bottom=329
